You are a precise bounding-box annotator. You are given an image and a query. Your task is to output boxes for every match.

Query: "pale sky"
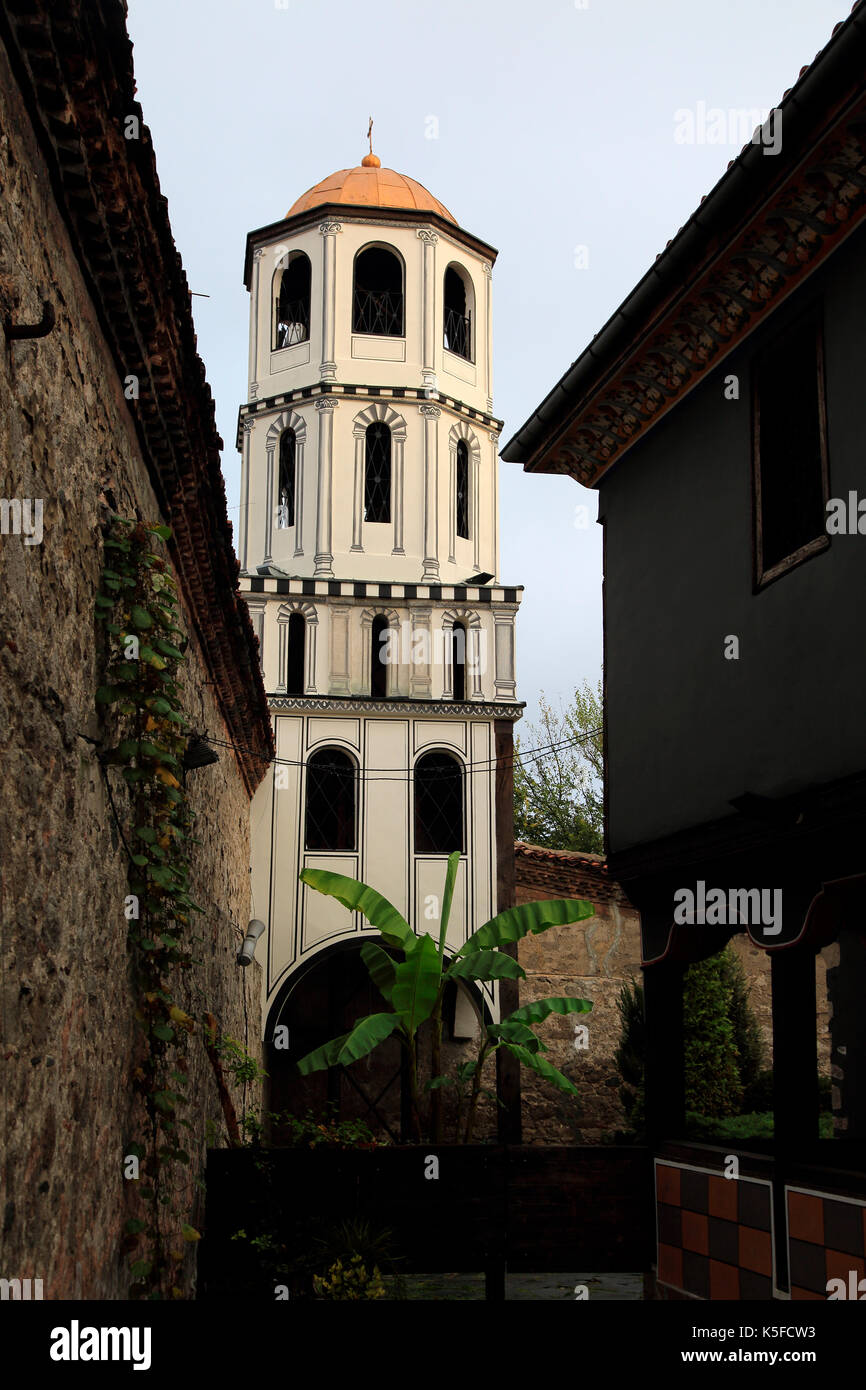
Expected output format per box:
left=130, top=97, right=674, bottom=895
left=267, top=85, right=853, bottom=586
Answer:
left=126, top=0, right=846, bottom=727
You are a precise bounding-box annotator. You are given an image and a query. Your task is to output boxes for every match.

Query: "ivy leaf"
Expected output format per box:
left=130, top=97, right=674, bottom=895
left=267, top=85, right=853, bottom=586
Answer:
left=130, top=1260, right=152, bottom=1281
left=136, top=826, right=157, bottom=844
left=125, top=1218, right=147, bottom=1235
left=95, top=685, right=118, bottom=704
left=151, top=1023, right=174, bottom=1042
left=131, top=854, right=148, bottom=868
left=149, top=524, right=172, bottom=541
left=181, top=1224, right=201, bottom=1243
left=131, top=606, right=154, bottom=630
left=154, top=638, right=185, bottom=661
left=95, top=595, right=115, bottom=609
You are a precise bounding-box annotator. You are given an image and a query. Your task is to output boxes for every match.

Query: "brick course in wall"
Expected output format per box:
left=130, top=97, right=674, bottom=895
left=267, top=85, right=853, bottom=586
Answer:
left=514, top=842, right=642, bottom=1143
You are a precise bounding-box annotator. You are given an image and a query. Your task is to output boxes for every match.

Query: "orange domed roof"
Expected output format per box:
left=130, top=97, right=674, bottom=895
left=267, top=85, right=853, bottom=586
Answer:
left=287, top=163, right=457, bottom=224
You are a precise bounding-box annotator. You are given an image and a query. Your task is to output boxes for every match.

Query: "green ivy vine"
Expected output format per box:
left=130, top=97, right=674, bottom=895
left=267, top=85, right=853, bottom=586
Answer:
left=96, top=515, right=203, bottom=1298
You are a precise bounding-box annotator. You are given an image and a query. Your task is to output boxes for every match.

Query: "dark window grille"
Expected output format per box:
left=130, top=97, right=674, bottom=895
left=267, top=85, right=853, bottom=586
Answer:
left=371, top=615, right=389, bottom=698
left=286, top=613, right=305, bottom=696
left=305, top=749, right=356, bottom=851
left=274, top=254, right=311, bottom=349
left=365, top=422, right=392, bottom=523
left=278, top=428, right=296, bottom=528
left=444, top=307, right=471, bottom=359
left=353, top=247, right=403, bottom=336
left=414, top=751, right=464, bottom=854
left=456, top=439, right=469, bottom=539
left=452, top=623, right=466, bottom=702
left=444, top=266, right=471, bottom=360
left=753, top=315, right=829, bottom=583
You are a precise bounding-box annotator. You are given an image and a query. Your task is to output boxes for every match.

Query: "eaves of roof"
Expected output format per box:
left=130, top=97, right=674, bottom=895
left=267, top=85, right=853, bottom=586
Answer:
left=502, top=2, right=866, bottom=487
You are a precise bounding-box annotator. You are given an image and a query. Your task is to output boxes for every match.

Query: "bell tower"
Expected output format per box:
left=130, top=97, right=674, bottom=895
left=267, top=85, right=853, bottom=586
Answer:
left=236, top=140, right=523, bottom=1063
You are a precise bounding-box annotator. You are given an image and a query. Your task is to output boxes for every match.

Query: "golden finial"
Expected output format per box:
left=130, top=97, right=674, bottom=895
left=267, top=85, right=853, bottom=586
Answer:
left=361, top=116, right=380, bottom=168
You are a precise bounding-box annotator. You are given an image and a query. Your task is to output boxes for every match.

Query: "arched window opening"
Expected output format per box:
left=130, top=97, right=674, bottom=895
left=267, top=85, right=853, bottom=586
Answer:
left=444, top=265, right=471, bottom=360
left=353, top=246, right=403, bottom=336
left=305, top=748, right=356, bottom=851
left=452, top=622, right=466, bottom=702
left=274, top=253, right=311, bottom=349
left=456, top=439, right=469, bottom=540
left=278, top=428, right=296, bottom=528
left=286, top=612, right=305, bottom=696
left=414, top=751, right=464, bottom=854
left=365, top=422, right=392, bottom=523
left=371, top=616, right=389, bottom=698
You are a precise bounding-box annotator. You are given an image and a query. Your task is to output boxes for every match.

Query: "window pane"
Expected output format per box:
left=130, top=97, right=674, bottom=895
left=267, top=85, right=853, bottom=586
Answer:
left=414, top=752, right=463, bottom=853
left=365, top=422, right=391, bottom=523
left=755, top=319, right=825, bottom=575
left=306, top=749, right=356, bottom=850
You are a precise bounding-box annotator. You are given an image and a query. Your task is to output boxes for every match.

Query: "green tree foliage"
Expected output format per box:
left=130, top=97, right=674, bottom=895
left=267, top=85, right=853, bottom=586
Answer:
left=513, top=680, right=603, bottom=854
left=682, top=954, right=744, bottom=1117
left=615, top=946, right=765, bottom=1128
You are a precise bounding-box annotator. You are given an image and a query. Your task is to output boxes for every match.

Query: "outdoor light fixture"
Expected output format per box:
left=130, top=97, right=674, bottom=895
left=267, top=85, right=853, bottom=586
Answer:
left=237, top=919, right=266, bottom=967
left=182, top=734, right=219, bottom=771
left=465, top=572, right=493, bottom=585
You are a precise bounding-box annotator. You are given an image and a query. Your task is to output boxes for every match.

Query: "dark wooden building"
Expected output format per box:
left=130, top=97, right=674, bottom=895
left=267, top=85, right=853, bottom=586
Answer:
left=503, top=8, right=866, bottom=1299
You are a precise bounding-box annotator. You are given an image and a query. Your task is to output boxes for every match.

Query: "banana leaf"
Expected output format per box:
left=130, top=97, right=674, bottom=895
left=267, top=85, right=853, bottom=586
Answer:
left=391, top=933, right=440, bottom=1034
left=501, top=1042, right=581, bottom=1097
left=360, top=941, right=397, bottom=1003
left=446, top=950, right=526, bottom=982
left=296, top=1031, right=351, bottom=1075
left=487, top=1020, right=546, bottom=1051
left=300, top=868, right=415, bottom=950
left=459, top=897, right=595, bottom=954
left=505, top=996, right=593, bottom=1026
left=437, top=850, right=461, bottom=961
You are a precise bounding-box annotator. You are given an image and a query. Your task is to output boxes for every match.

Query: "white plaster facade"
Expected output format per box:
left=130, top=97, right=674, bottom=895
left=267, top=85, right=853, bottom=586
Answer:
left=236, top=161, right=522, bottom=1029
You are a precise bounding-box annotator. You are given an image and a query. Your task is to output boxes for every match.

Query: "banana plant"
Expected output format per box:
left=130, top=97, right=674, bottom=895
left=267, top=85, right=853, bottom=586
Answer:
left=296, top=855, right=594, bottom=1143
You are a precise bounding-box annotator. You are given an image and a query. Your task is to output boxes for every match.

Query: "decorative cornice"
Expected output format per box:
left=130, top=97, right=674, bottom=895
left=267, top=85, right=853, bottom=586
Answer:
left=267, top=695, right=524, bottom=719
left=236, top=383, right=503, bottom=448
left=420, top=403, right=441, bottom=419
left=314, top=396, right=339, bottom=412
left=319, top=221, right=343, bottom=236
left=417, top=228, right=439, bottom=245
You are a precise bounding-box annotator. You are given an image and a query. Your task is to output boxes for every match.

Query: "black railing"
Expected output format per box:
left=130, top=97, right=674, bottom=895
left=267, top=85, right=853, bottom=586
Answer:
left=275, top=300, right=309, bottom=349
left=444, top=308, right=471, bottom=360
left=353, top=288, right=404, bottom=337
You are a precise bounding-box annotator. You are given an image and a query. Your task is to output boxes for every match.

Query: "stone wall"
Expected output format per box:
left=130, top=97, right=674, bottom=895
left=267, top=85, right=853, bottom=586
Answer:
left=0, top=29, right=267, bottom=1299
left=514, top=844, right=643, bottom=1143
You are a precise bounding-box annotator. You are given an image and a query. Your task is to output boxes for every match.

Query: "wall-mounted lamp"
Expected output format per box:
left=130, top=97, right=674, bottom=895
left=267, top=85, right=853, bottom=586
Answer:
left=182, top=734, right=219, bottom=771
left=237, top=919, right=266, bottom=967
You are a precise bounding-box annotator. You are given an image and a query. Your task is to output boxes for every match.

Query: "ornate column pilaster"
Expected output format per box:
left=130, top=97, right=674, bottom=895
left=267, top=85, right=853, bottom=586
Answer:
left=410, top=606, right=432, bottom=698
left=329, top=604, right=351, bottom=695
left=448, top=438, right=457, bottom=564
left=305, top=613, right=318, bottom=694
left=275, top=611, right=289, bottom=693
left=351, top=426, right=365, bottom=551
left=263, top=436, right=275, bottom=566
left=493, top=603, right=518, bottom=701
left=239, top=416, right=255, bottom=575
left=420, top=403, right=441, bottom=581
left=294, top=429, right=306, bottom=557
left=482, top=261, right=493, bottom=412
left=246, top=599, right=266, bottom=670
left=417, top=228, right=439, bottom=392
left=314, top=397, right=338, bottom=577
left=392, top=432, right=406, bottom=555
left=469, top=625, right=484, bottom=699
left=319, top=221, right=342, bottom=381
left=250, top=247, right=264, bottom=399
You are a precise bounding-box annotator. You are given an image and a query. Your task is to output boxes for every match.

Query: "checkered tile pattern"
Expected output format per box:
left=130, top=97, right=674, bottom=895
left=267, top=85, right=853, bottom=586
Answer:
left=656, top=1161, right=774, bottom=1299
left=787, top=1188, right=866, bottom=1300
